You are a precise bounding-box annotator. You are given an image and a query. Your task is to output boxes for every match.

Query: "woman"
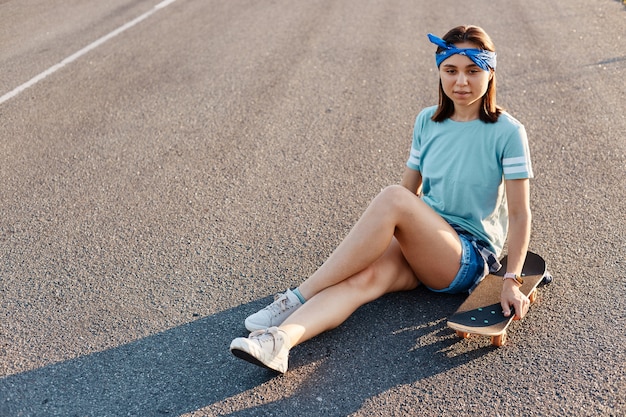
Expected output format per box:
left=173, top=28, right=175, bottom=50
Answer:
left=230, top=25, right=533, bottom=374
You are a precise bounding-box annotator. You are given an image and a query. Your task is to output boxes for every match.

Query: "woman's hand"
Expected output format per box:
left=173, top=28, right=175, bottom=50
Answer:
left=500, top=280, right=530, bottom=320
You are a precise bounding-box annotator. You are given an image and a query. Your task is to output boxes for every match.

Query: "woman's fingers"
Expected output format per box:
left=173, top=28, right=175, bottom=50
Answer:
left=501, top=290, right=530, bottom=320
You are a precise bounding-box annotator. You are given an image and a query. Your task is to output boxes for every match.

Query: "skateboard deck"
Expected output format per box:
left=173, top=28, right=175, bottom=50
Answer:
left=447, top=251, right=551, bottom=347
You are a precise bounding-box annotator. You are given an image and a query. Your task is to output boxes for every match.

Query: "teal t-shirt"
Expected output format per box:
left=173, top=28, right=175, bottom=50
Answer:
left=406, top=106, right=533, bottom=256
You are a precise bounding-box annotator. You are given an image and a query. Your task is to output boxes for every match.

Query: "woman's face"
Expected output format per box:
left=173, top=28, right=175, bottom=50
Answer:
left=439, top=42, right=492, bottom=116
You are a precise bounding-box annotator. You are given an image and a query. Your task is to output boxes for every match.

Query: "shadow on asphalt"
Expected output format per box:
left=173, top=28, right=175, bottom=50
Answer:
left=0, top=289, right=493, bottom=416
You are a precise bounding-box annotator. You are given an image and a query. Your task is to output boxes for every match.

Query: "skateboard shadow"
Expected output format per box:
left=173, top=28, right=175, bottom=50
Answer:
left=0, top=290, right=491, bottom=417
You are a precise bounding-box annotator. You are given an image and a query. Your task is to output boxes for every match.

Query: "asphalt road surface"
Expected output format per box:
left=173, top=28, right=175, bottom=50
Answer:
left=1, top=0, right=625, bottom=416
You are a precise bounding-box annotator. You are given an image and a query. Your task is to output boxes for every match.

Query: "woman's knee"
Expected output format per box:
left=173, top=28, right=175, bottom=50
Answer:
left=374, top=185, right=416, bottom=212
left=378, top=184, right=411, bottom=199
left=344, top=266, right=380, bottom=298
left=344, top=263, right=395, bottom=301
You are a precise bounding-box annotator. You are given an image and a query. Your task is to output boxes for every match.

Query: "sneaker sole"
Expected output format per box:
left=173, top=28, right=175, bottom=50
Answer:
left=244, top=320, right=269, bottom=332
left=230, top=347, right=286, bottom=374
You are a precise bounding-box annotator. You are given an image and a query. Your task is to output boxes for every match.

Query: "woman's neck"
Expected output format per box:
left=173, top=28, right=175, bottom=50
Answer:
left=451, top=105, right=480, bottom=122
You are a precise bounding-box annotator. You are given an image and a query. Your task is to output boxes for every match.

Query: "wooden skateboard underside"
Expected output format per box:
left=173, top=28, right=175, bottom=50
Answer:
left=447, top=251, right=549, bottom=346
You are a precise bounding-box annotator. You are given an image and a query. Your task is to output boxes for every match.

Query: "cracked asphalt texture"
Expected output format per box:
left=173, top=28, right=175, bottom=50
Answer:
left=1, top=0, right=624, bottom=415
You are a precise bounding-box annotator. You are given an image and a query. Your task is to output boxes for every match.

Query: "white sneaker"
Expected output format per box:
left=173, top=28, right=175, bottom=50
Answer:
left=244, top=289, right=303, bottom=331
left=230, top=327, right=290, bottom=373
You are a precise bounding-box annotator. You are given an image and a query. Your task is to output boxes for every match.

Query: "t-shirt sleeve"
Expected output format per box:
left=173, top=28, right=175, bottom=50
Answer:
left=406, top=112, right=426, bottom=171
left=502, top=122, right=534, bottom=180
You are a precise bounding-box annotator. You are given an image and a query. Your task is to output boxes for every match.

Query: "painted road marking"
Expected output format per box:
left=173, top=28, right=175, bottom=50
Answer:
left=0, top=0, right=178, bottom=105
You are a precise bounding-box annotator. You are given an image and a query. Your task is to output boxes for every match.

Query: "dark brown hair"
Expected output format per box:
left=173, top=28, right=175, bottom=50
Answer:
left=431, top=25, right=502, bottom=123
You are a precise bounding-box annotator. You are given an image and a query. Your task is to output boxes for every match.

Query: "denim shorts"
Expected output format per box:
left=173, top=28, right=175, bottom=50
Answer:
left=427, top=233, right=485, bottom=294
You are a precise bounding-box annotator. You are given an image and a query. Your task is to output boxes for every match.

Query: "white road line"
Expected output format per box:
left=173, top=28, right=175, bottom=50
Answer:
left=0, top=0, right=178, bottom=106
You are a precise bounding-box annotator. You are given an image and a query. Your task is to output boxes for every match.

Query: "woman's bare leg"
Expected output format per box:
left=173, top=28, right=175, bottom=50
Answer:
left=280, top=238, right=420, bottom=346
left=231, top=185, right=468, bottom=371
left=298, top=185, right=463, bottom=300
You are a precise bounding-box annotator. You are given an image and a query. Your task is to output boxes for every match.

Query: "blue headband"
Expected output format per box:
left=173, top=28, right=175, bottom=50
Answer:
left=427, top=33, right=497, bottom=71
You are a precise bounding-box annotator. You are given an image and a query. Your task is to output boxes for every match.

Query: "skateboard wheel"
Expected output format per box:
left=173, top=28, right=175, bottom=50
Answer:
left=541, top=272, right=553, bottom=285
left=491, top=333, right=507, bottom=347
left=529, top=288, right=537, bottom=303
left=456, top=331, right=470, bottom=339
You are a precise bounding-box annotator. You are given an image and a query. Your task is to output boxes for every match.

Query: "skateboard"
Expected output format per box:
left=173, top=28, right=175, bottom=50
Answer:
left=447, top=251, right=552, bottom=347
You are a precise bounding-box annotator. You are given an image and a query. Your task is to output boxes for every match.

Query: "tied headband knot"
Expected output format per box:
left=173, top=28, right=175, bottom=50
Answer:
left=427, top=33, right=497, bottom=71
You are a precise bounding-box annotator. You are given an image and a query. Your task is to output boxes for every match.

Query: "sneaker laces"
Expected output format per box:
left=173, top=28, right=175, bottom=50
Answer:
left=263, top=292, right=292, bottom=315
left=249, top=328, right=283, bottom=349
